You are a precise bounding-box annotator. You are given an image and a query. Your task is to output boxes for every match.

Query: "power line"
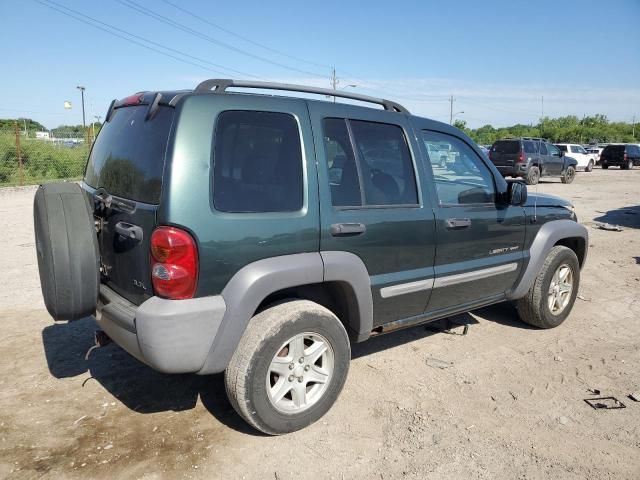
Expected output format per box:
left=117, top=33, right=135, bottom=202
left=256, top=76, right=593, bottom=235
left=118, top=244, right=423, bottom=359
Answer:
left=115, top=0, right=328, bottom=80
left=161, top=0, right=331, bottom=71
left=145, top=0, right=450, bottom=104
left=35, top=0, right=261, bottom=79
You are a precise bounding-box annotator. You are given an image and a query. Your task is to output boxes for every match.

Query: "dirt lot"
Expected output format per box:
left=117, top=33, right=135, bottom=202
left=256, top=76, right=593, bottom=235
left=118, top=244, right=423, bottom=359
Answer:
left=1, top=168, right=639, bottom=480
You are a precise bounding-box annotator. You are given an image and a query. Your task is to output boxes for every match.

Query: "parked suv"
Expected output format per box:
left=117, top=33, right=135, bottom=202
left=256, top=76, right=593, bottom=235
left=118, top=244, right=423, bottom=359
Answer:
left=599, top=144, right=640, bottom=169
left=489, top=137, right=578, bottom=185
left=33, top=80, right=588, bottom=435
left=555, top=144, right=594, bottom=172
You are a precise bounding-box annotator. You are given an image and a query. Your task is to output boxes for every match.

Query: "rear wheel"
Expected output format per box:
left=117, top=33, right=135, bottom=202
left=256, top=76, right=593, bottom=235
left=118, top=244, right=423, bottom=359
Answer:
left=516, top=246, right=580, bottom=329
left=225, top=300, right=350, bottom=435
left=526, top=166, right=540, bottom=185
left=585, top=160, right=594, bottom=172
left=561, top=166, right=575, bottom=184
left=622, top=159, right=633, bottom=170
left=601, top=163, right=609, bottom=169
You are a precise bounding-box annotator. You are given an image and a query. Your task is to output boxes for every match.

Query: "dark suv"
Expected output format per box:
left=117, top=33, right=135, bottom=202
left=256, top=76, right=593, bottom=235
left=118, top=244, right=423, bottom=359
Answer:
left=33, top=80, right=588, bottom=435
left=599, top=144, right=640, bottom=169
left=489, top=137, right=578, bottom=185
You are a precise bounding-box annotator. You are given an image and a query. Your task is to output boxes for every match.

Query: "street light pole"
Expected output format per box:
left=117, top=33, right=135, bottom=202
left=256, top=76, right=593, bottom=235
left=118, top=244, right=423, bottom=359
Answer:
left=76, top=86, right=86, bottom=129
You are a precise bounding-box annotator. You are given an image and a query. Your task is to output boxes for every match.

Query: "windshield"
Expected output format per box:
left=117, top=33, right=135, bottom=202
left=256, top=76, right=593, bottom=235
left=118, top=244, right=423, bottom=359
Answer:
left=84, top=105, right=174, bottom=204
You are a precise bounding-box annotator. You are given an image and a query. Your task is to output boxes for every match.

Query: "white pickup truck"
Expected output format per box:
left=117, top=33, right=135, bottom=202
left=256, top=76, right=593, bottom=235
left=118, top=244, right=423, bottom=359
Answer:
left=555, top=144, right=595, bottom=172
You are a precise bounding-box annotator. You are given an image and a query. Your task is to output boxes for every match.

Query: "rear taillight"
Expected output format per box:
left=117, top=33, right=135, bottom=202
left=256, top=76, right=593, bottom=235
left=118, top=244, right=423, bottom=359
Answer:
left=150, top=227, right=198, bottom=299
left=517, top=150, right=525, bottom=163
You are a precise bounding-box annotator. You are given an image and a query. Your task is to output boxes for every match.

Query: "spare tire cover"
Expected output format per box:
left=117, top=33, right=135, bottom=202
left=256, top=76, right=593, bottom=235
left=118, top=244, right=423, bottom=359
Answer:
left=33, top=182, right=99, bottom=320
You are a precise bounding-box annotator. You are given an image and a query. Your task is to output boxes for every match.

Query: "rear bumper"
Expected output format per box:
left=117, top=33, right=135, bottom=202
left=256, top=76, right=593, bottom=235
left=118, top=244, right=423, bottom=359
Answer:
left=495, top=164, right=527, bottom=177
left=96, top=285, right=226, bottom=374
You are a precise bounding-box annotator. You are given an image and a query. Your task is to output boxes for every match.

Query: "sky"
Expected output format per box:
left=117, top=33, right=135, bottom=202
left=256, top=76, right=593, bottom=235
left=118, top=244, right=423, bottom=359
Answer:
left=1, top=0, right=639, bottom=129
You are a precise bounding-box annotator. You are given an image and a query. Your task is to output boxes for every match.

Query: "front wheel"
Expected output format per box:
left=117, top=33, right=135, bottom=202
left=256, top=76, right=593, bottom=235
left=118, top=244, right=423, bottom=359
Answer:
left=225, top=300, right=350, bottom=435
left=561, top=166, right=575, bottom=184
left=516, top=246, right=580, bottom=329
left=602, top=163, right=609, bottom=169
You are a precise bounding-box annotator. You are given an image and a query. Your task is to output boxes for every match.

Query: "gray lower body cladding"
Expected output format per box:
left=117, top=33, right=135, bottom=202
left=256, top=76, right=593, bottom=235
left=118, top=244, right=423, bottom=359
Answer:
left=96, top=251, right=373, bottom=375
left=506, top=219, right=588, bottom=300
left=96, top=285, right=226, bottom=374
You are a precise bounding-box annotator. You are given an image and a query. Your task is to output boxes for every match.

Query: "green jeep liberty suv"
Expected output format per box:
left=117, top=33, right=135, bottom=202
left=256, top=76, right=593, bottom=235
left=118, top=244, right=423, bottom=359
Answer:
left=34, top=79, right=588, bottom=435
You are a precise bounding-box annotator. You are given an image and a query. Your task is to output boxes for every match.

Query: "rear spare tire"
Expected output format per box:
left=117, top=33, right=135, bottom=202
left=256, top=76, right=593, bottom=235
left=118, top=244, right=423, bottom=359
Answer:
left=33, top=182, right=99, bottom=321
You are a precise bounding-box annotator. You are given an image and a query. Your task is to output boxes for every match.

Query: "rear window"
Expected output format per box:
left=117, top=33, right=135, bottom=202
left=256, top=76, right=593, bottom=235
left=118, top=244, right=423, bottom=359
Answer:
left=491, top=141, right=520, bottom=154
left=84, top=105, right=174, bottom=204
left=602, top=145, right=624, bottom=155
left=213, top=110, right=303, bottom=213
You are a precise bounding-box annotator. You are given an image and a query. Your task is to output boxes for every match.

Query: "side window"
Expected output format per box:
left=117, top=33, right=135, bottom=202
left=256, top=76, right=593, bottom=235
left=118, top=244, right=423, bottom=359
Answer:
left=350, top=120, right=418, bottom=206
left=539, top=142, right=548, bottom=155
left=421, top=130, right=495, bottom=205
left=557, top=145, right=568, bottom=152
left=322, top=119, right=418, bottom=207
left=323, top=118, right=362, bottom=207
left=547, top=144, right=560, bottom=156
left=213, top=111, right=303, bottom=213
left=523, top=140, right=536, bottom=154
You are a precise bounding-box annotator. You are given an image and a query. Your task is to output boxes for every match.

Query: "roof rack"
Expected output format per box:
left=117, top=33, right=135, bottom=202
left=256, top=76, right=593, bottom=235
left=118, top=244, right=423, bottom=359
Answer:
left=194, top=79, right=409, bottom=114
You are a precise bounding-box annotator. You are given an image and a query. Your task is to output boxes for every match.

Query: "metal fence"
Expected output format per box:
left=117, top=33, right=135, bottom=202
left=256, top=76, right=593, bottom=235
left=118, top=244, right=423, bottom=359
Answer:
left=0, top=124, right=91, bottom=187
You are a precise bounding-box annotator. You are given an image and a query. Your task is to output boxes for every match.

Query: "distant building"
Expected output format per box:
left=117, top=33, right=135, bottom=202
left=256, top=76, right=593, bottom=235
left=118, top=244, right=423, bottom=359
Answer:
left=36, top=131, right=50, bottom=140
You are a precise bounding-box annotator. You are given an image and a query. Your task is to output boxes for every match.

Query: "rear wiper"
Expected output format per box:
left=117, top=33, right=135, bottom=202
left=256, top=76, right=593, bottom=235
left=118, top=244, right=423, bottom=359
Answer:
left=93, top=189, right=135, bottom=214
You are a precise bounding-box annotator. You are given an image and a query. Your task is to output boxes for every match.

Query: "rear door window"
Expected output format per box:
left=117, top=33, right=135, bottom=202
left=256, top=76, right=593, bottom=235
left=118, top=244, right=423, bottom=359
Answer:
left=321, top=119, right=418, bottom=207
left=523, top=141, right=537, bottom=154
left=213, top=110, right=303, bottom=213
left=349, top=120, right=418, bottom=206
left=84, top=105, right=174, bottom=204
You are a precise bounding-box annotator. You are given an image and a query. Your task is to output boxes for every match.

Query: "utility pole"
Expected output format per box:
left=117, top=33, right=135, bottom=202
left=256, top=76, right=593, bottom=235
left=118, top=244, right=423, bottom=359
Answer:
left=449, top=95, right=454, bottom=124
left=541, top=95, right=544, bottom=119
left=330, top=67, right=338, bottom=103
left=15, top=122, right=24, bottom=186
left=93, top=114, right=102, bottom=143
left=633, top=115, right=636, bottom=140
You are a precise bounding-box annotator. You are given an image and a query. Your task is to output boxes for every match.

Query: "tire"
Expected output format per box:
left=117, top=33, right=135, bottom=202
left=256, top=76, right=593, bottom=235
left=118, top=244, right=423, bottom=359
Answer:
left=225, top=300, right=351, bottom=435
left=516, top=246, right=580, bottom=329
left=623, top=159, right=633, bottom=170
left=561, top=166, right=575, bottom=184
left=585, top=160, right=593, bottom=172
left=33, top=182, right=99, bottom=321
left=525, top=166, right=540, bottom=185
left=602, top=163, right=609, bottom=169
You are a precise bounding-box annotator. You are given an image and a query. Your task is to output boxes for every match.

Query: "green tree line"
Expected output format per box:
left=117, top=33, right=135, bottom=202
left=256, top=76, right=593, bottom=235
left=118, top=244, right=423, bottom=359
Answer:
left=453, top=115, right=637, bottom=145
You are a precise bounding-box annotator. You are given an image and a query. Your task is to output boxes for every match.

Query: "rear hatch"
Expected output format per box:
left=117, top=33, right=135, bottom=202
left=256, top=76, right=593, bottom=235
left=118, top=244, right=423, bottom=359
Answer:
left=489, top=140, right=521, bottom=166
left=601, top=145, right=624, bottom=164
left=83, top=97, right=175, bottom=305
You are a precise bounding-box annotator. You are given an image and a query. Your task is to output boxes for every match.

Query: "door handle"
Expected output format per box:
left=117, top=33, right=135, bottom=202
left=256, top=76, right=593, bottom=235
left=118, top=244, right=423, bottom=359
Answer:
left=330, top=223, right=366, bottom=237
left=445, top=218, right=471, bottom=229
left=114, top=221, right=144, bottom=242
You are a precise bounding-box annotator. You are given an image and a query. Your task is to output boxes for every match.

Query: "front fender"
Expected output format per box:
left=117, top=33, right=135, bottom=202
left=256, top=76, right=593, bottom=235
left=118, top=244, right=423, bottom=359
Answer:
left=507, top=219, right=588, bottom=300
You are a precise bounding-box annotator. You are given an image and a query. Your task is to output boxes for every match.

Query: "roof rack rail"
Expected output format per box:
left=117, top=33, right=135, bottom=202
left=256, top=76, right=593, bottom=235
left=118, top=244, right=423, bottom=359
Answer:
left=194, top=79, right=409, bottom=114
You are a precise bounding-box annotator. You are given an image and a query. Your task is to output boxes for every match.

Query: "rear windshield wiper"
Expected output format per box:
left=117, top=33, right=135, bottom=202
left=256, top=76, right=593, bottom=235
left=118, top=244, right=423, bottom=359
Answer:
left=93, top=189, right=136, bottom=214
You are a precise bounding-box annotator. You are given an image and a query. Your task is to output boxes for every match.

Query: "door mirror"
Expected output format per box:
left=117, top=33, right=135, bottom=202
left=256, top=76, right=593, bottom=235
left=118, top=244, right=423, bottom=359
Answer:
left=507, top=181, right=527, bottom=206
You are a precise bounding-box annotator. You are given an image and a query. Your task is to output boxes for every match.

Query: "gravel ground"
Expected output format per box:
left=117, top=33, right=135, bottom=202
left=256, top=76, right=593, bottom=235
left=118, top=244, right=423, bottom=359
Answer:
left=0, top=169, right=639, bottom=480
